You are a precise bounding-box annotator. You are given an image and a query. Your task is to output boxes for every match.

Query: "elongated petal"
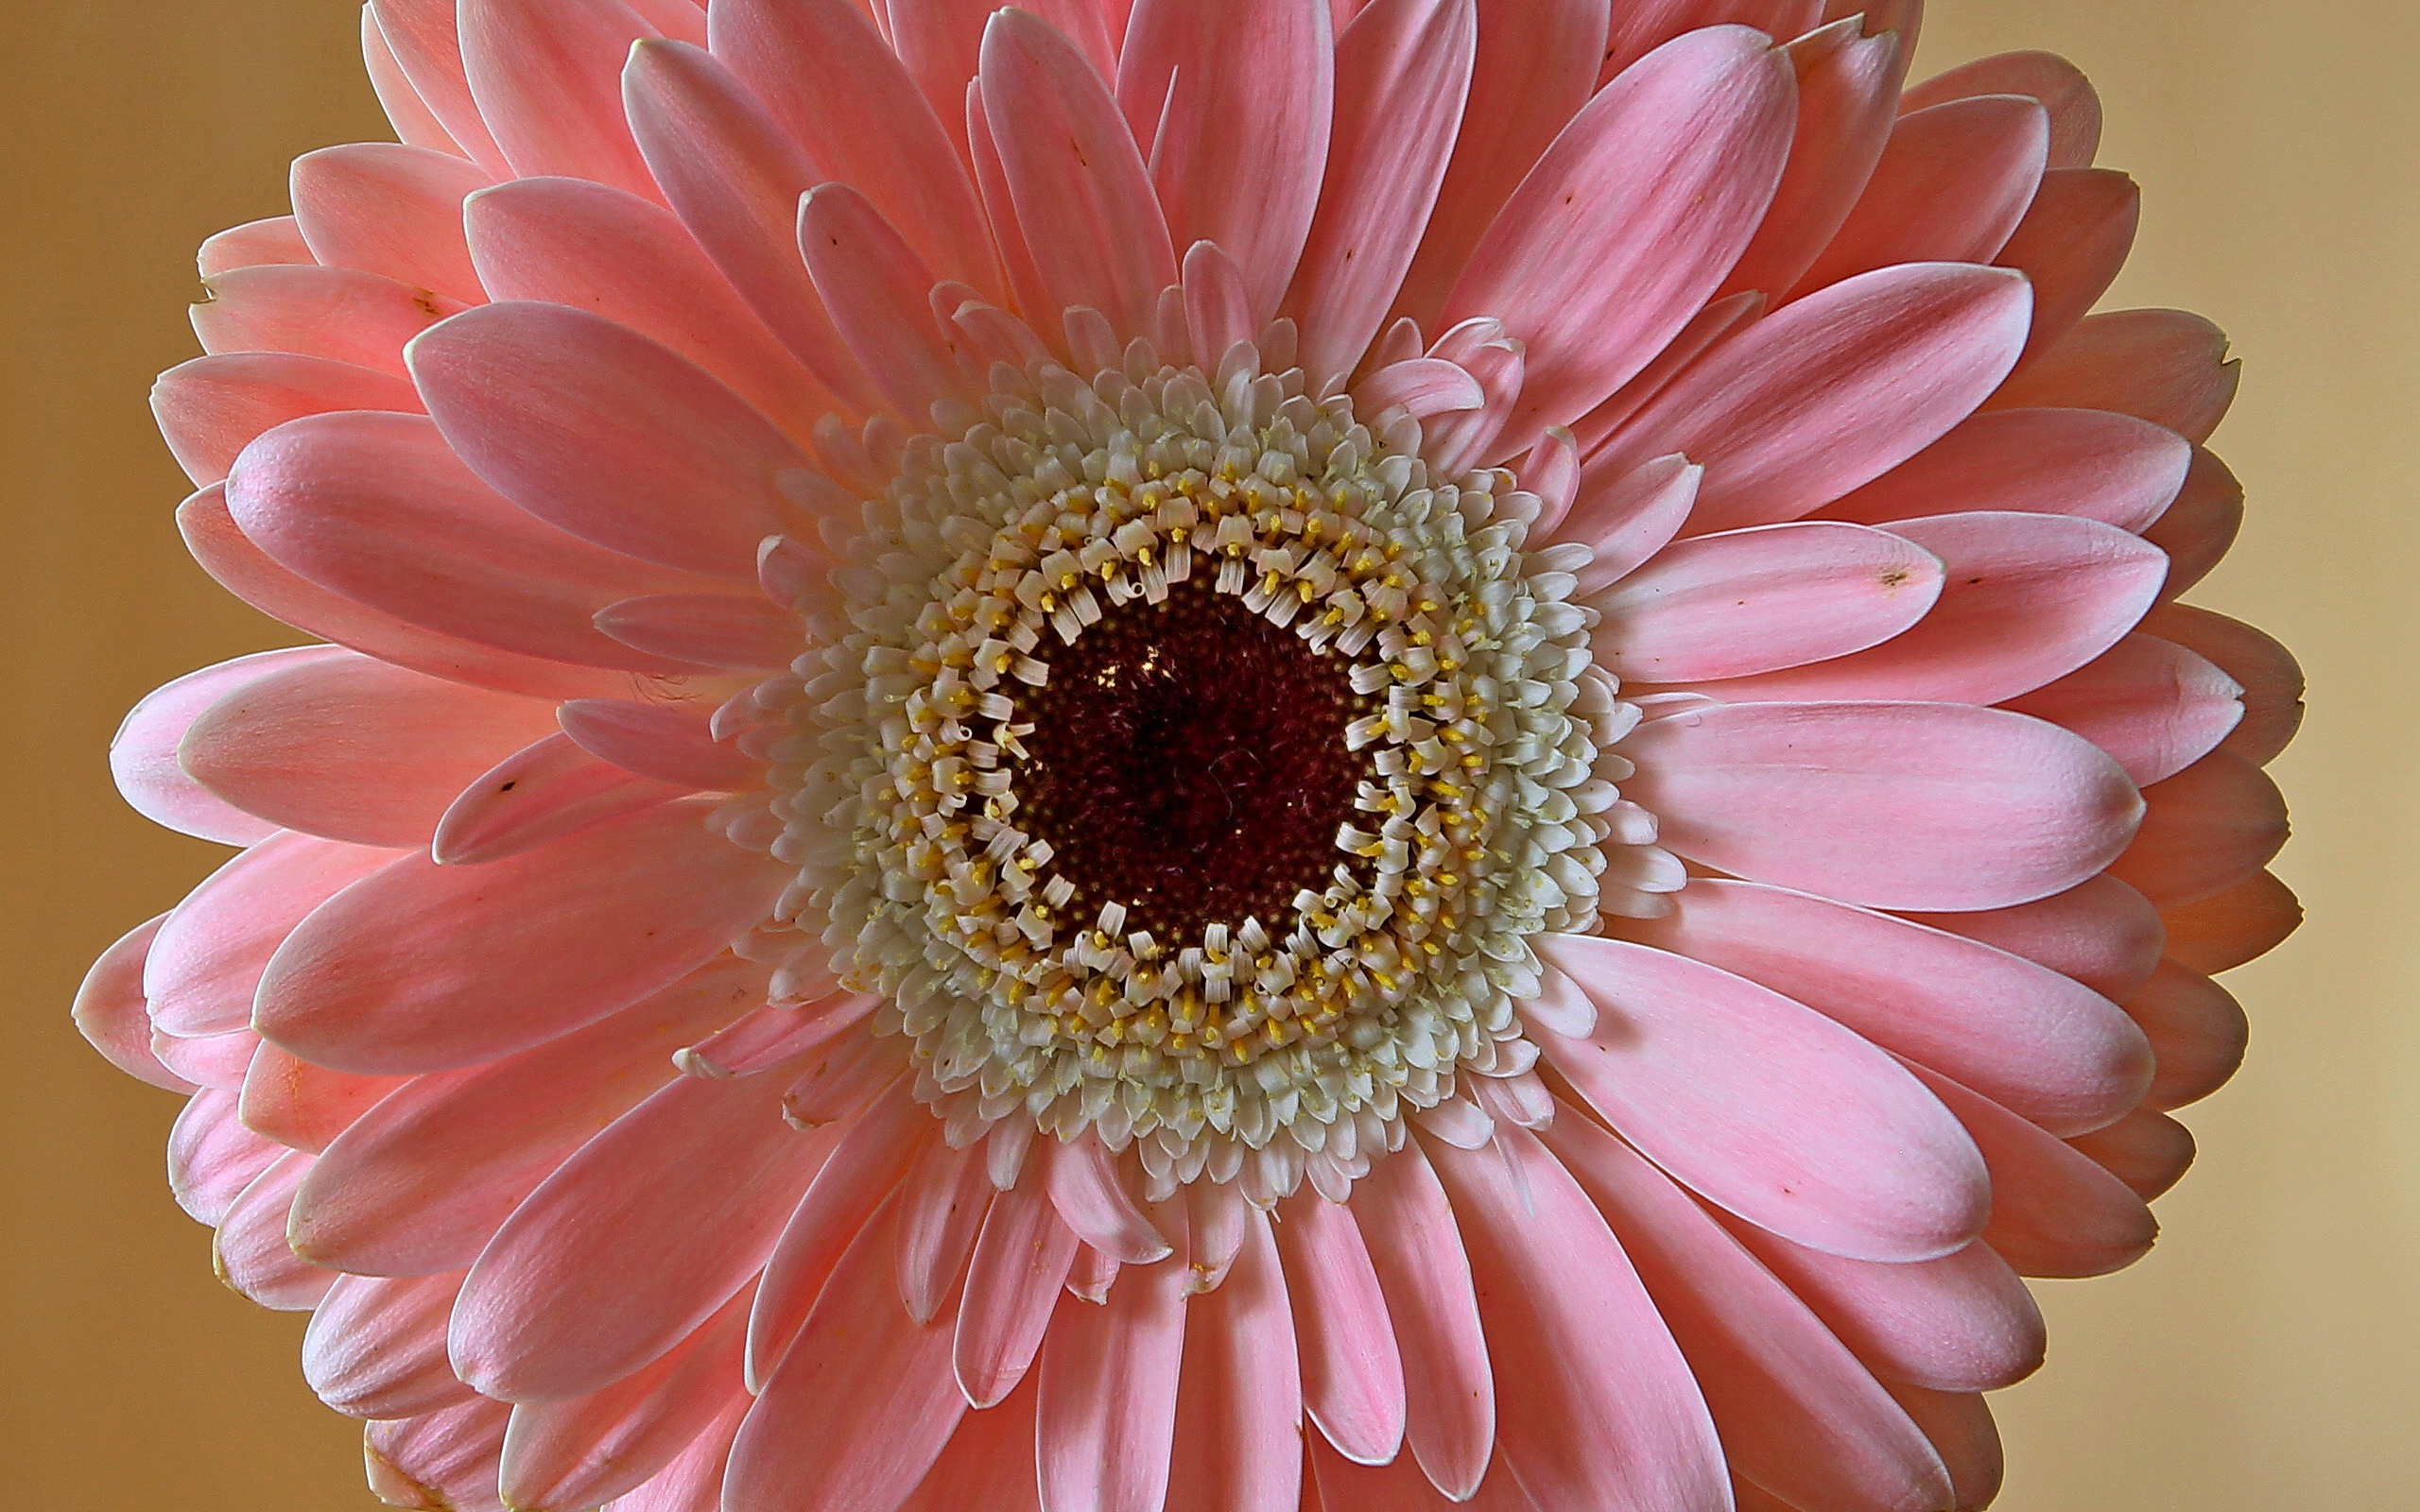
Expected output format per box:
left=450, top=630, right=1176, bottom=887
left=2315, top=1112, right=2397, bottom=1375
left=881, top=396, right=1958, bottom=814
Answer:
left=363, top=4, right=466, bottom=157
left=305, top=1270, right=475, bottom=1419
left=1987, top=308, right=2238, bottom=443
left=896, top=1385, right=1043, bottom=1512
left=1822, top=406, right=2190, bottom=533
left=1539, top=934, right=1989, bottom=1261
left=2004, top=633, right=2243, bottom=787
left=1442, top=25, right=1795, bottom=455
left=112, top=648, right=343, bottom=846
left=1564, top=455, right=1703, bottom=595
left=1910, top=1066, right=2156, bottom=1280
left=258, top=800, right=784, bottom=1074
left=955, top=1179, right=1081, bottom=1408
left=1901, top=871, right=2166, bottom=1004
left=365, top=1397, right=513, bottom=1512
left=432, top=732, right=684, bottom=866
left=290, top=142, right=493, bottom=303
left=2159, top=868, right=2303, bottom=976
left=1903, top=48, right=2102, bottom=167
left=558, top=699, right=757, bottom=791
left=145, top=832, right=403, bottom=1038
left=217, top=1150, right=337, bottom=1310
left=1621, top=700, right=2142, bottom=910
left=1997, top=167, right=2139, bottom=360
left=459, top=0, right=663, bottom=197
left=799, top=183, right=974, bottom=417
left=1591, top=520, right=1944, bottom=682
left=239, top=1040, right=414, bottom=1153
left=2067, top=1107, right=2194, bottom=1202
left=74, top=915, right=198, bottom=1093
left=169, top=1088, right=285, bottom=1225
left=2107, top=748, right=2289, bottom=908
left=2146, top=602, right=2304, bottom=765
left=1720, top=18, right=1905, bottom=300
left=1726, top=1228, right=2048, bottom=1393
left=897, top=1137, right=995, bottom=1325
left=1039, top=1228, right=1192, bottom=1512
left=197, top=215, right=314, bottom=275
left=1792, top=94, right=2048, bottom=293
left=154, top=352, right=424, bottom=488
left=1352, top=1140, right=1493, bottom=1500
left=1166, top=1209, right=1302, bottom=1512
left=194, top=265, right=464, bottom=378
left=593, top=592, right=801, bottom=671
left=1273, top=1194, right=1406, bottom=1465
left=369, top=0, right=510, bottom=172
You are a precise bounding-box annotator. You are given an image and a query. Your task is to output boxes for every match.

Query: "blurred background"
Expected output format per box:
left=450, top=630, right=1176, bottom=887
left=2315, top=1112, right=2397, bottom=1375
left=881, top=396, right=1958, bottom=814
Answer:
left=3, top=1, right=2411, bottom=1506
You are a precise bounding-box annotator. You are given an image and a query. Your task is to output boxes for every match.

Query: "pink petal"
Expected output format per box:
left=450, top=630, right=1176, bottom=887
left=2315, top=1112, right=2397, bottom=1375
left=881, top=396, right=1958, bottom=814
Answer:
left=112, top=648, right=342, bottom=846
left=979, top=9, right=1177, bottom=339
left=2145, top=446, right=2245, bottom=601
left=1596, top=263, right=2033, bottom=534
left=2003, top=632, right=2243, bottom=787
left=1166, top=1210, right=1303, bottom=1512
left=1899, top=871, right=2166, bottom=1004
left=1046, top=1136, right=1174, bottom=1264
left=897, top=1137, right=996, bottom=1326
left=1543, top=1114, right=1955, bottom=1512
left=1902, top=48, right=2103, bottom=167
left=1789, top=94, right=2049, bottom=295
left=1442, top=25, right=1796, bottom=455
left=1590, top=520, right=1945, bottom=682
left=1426, top=1126, right=1729, bottom=1512
left=708, top=0, right=1000, bottom=291
left=239, top=1040, right=414, bottom=1153
left=458, top=0, right=665, bottom=198
left=1353, top=356, right=1486, bottom=422
left=366, top=1397, right=513, bottom=1512
left=500, top=1292, right=749, bottom=1511
left=2106, top=747, right=2289, bottom=908
left=1272, top=1194, right=1406, bottom=1466
left=363, top=4, right=466, bottom=158
left=431, top=732, right=685, bottom=866
left=1538, top=934, right=1990, bottom=1262
left=194, top=265, right=464, bottom=378
left=1599, top=0, right=1823, bottom=81
left=154, top=352, right=424, bottom=488
left=559, top=700, right=759, bottom=791
left=368, top=0, right=511, bottom=173
left=216, top=1149, right=339, bottom=1310
left=153, top=1024, right=260, bottom=1091
left=2067, top=1107, right=2194, bottom=1202
left=226, top=410, right=711, bottom=673
left=289, top=142, right=493, bottom=303
left=1568, top=289, right=1767, bottom=457
left=594, top=591, right=801, bottom=670
left=1718, top=17, right=1906, bottom=301
left=1038, top=1222, right=1192, bottom=1512
left=1308, top=1439, right=1537, bottom=1512
left=955, top=1179, right=1082, bottom=1408
left=620, top=39, right=877, bottom=410
left=2126, top=960, right=2250, bottom=1110
left=169, top=1087, right=285, bottom=1225
left=256, top=800, right=784, bottom=1074
left=451, top=1067, right=828, bottom=1401
left=798, top=183, right=975, bottom=418
left=2147, top=602, right=2303, bottom=766
left=1725, top=1228, right=2048, bottom=1393
left=74, top=915, right=199, bottom=1093
left=1614, top=878, right=2152, bottom=1135
left=1390, top=0, right=1610, bottom=328
left=895, top=1386, right=1043, bottom=1512
left=1564, top=454, right=1703, bottom=596
left=145, top=831, right=404, bottom=1037
left=1996, top=167, right=2139, bottom=360
left=1885, top=1384, right=2004, bottom=1512
left=178, top=651, right=564, bottom=847
left=1120, top=0, right=1334, bottom=321
left=730, top=1200, right=970, bottom=1512
left=1351, top=1139, right=1494, bottom=1500
left=1620, top=700, right=2143, bottom=911
left=292, top=960, right=762, bottom=1275
left=1287, top=0, right=1478, bottom=382
left=304, top=1270, right=475, bottom=1419
left=2159, top=868, right=2304, bottom=976
left=462, top=175, right=832, bottom=435
left=1910, top=1067, right=2156, bottom=1280
left=407, top=301, right=819, bottom=578
left=1820, top=405, right=2191, bottom=533
left=176, top=487, right=631, bottom=703
left=1987, top=308, right=2238, bottom=443
left=196, top=215, right=315, bottom=276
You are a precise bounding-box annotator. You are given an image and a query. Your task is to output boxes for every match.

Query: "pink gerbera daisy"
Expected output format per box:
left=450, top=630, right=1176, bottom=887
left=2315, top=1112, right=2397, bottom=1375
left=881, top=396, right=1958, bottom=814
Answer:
left=75, top=1, right=2305, bottom=1509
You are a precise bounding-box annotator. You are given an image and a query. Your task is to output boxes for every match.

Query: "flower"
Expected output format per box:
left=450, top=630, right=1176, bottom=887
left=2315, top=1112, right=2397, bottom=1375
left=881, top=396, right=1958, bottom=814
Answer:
left=73, top=0, right=2305, bottom=1508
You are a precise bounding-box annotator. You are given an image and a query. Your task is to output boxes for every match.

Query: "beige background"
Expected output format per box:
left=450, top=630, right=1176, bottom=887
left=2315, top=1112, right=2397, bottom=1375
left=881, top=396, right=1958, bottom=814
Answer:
left=2, top=1, right=2410, bottom=1506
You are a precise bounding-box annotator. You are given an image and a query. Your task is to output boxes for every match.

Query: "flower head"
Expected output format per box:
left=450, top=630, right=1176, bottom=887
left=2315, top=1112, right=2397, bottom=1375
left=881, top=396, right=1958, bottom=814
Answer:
left=79, top=1, right=2302, bottom=1509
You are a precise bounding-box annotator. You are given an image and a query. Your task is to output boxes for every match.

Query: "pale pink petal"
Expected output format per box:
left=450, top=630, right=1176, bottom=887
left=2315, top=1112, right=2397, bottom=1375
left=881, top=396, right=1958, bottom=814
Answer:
left=1612, top=878, right=2152, bottom=1135
left=1719, top=17, right=1906, bottom=301
left=74, top=915, right=199, bottom=1093
left=1390, top=0, right=1609, bottom=327
left=407, top=301, right=820, bottom=578
left=1903, top=48, right=2102, bottom=167
left=798, top=183, right=976, bottom=417
left=216, top=1149, right=339, bottom=1310
left=458, top=0, right=665, bottom=198
left=1442, top=25, right=1796, bottom=455
left=194, top=265, right=465, bottom=377
left=2124, top=960, right=2251, bottom=1110
left=1046, top=1136, right=1174, bottom=1264
left=1726, top=1227, right=2048, bottom=1393
left=1599, top=0, right=1822, bottom=81
left=463, top=175, right=834, bottom=435
left=1568, top=290, right=1766, bottom=456
left=1120, top=0, right=1334, bottom=321
left=451, top=1067, right=828, bottom=1401
left=304, top=1270, right=475, bottom=1419
left=709, top=0, right=999, bottom=291
left=1820, top=406, right=2191, bottom=533
left=1595, top=264, right=2032, bottom=534
left=169, top=1088, right=285, bottom=1225
left=557, top=700, right=757, bottom=792
left=289, top=142, right=493, bottom=303
left=2003, top=632, right=2244, bottom=787
left=1351, top=1139, right=1494, bottom=1500
left=980, top=9, right=1177, bottom=339
left=1987, top=308, right=2238, bottom=443
left=1038, top=1217, right=1192, bottom=1512
left=1166, top=1209, right=1302, bottom=1512
left=226, top=410, right=712, bottom=672
left=153, top=1025, right=260, bottom=1091
left=1308, top=1438, right=1537, bottom=1512
left=1543, top=1114, right=1955, bottom=1512
left=112, top=648, right=342, bottom=846
left=1790, top=95, right=2048, bottom=294
left=1352, top=357, right=1486, bottom=421
left=2160, top=868, right=2303, bottom=976
left=145, top=831, right=403, bottom=1038
left=1287, top=0, right=1478, bottom=382
left=1886, top=1385, right=2003, bottom=1512
left=1426, top=1125, right=1729, bottom=1512
left=1619, top=700, right=2143, bottom=911
left=1564, top=455, right=1703, bottom=596
left=432, top=732, right=685, bottom=866
left=366, top=1397, right=513, bottom=1512
left=500, top=1293, right=749, bottom=1512
left=897, top=1137, right=996, bottom=1325
left=239, top=1041, right=414, bottom=1153
left=292, top=961, right=761, bottom=1275
left=1909, top=1067, right=2156, bottom=1280
left=178, top=652, right=564, bottom=847
left=1522, top=427, right=1583, bottom=537
left=154, top=352, right=424, bottom=488
left=196, top=214, right=315, bottom=276
left=1996, top=167, right=2139, bottom=359
left=363, top=4, right=465, bottom=157
left=888, top=0, right=1118, bottom=157
left=257, top=800, right=784, bottom=1074
left=675, top=992, right=876, bottom=1078
left=1897, top=877, right=2155, bottom=1013
left=1416, top=318, right=1526, bottom=475
left=2145, top=446, right=2245, bottom=600
left=896, top=1385, right=1043, bottom=1512
left=955, top=1179, right=1082, bottom=1408
left=2067, top=1107, right=2195, bottom=1202
left=1538, top=934, right=1990, bottom=1262
left=1589, top=520, right=1945, bottom=682
left=2106, top=747, right=2289, bottom=909
left=369, top=0, right=511, bottom=173
left=2147, top=602, right=2304, bottom=766
left=1272, top=1194, right=1406, bottom=1466
left=593, top=592, right=801, bottom=671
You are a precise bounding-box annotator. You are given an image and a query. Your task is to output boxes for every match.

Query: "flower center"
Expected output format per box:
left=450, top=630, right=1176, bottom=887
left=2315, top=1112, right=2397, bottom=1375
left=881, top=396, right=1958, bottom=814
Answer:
left=1014, top=576, right=1374, bottom=945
